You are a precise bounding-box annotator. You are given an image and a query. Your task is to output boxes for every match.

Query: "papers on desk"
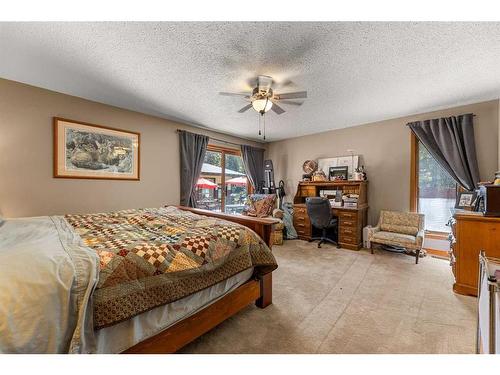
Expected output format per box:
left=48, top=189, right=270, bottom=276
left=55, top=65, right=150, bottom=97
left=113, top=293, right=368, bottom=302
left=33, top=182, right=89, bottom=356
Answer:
left=329, top=199, right=342, bottom=207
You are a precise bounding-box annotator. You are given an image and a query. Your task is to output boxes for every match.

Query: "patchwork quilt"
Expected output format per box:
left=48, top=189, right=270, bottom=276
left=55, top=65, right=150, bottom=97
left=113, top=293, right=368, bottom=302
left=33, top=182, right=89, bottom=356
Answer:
left=64, top=206, right=277, bottom=329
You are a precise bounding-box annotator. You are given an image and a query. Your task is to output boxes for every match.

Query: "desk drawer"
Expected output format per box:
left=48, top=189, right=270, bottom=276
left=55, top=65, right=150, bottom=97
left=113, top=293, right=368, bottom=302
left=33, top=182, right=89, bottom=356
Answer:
left=338, top=210, right=358, bottom=220
left=340, top=233, right=359, bottom=245
left=296, top=228, right=309, bottom=236
left=293, top=214, right=310, bottom=223
left=294, top=205, right=307, bottom=215
left=296, top=226, right=310, bottom=240
left=293, top=220, right=311, bottom=230
left=340, top=218, right=356, bottom=228
left=340, top=226, right=357, bottom=237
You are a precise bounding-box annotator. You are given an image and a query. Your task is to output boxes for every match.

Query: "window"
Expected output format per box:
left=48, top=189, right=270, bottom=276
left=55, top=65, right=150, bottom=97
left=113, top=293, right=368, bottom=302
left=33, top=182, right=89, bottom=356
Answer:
left=411, top=134, right=457, bottom=233
left=195, top=145, right=249, bottom=214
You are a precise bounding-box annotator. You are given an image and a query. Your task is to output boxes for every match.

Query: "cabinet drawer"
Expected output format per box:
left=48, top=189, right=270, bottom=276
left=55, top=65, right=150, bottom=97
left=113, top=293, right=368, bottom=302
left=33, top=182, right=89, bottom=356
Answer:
left=340, top=234, right=359, bottom=244
left=296, top=228, right=308, bottom=236
left=293, top=215, right=309, bottom=223
left=340, top=226, right=357, bottom=236
left=340, top=218, right=356, bottom=228
left=293, top=221, right=310, bottom=230
left=338, top=211, right=358, bottom=220
left=294, top=206, right=307, bottom=215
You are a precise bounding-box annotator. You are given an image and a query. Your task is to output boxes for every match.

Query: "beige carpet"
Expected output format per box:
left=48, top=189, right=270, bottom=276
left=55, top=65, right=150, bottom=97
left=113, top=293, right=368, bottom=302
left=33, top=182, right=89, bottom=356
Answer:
left=180, top=240, right=477, bottom=354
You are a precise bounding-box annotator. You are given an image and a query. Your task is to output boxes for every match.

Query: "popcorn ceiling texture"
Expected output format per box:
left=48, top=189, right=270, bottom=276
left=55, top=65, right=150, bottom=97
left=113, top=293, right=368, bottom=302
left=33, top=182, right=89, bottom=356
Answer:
left=1, top=22, right=500, bottom=141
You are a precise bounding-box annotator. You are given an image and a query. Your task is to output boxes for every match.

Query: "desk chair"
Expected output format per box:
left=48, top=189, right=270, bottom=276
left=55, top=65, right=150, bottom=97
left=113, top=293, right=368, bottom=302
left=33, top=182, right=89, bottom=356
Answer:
left=305, top=197, right=340, bottom=248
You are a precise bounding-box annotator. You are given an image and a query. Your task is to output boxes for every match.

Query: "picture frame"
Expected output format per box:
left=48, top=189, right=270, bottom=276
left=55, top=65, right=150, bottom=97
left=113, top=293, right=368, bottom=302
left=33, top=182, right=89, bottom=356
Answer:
left=455, top=191, right=477, bottom=209
left=53, top=117, right=140, bottom=180
left=318, top=155, right=359, bottom=179
left=329, top=166, right=348, bottom=181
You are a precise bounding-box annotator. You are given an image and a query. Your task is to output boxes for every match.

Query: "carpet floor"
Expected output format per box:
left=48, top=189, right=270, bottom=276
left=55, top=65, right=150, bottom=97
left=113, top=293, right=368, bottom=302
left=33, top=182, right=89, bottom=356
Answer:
left=180, top=240, right=477, bottom=354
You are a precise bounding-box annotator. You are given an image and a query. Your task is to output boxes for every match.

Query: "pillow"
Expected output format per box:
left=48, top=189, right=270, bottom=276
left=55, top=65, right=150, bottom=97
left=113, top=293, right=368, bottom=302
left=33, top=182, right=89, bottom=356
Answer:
left=243, top=194, right=276, bottom=218
left=242, top=197, right=255, bottom=216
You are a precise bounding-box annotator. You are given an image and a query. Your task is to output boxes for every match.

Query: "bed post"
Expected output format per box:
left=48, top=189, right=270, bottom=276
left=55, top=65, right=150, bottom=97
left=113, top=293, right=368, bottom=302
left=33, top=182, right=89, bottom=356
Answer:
left=254, top=222, right=273, bottom=308
left=256, top=274, right=272, bottom=308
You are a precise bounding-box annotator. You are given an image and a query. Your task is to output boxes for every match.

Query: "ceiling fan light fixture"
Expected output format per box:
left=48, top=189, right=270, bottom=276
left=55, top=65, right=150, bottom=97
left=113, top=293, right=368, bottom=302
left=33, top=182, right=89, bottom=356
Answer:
left=251, top=98, right=273, bottom=113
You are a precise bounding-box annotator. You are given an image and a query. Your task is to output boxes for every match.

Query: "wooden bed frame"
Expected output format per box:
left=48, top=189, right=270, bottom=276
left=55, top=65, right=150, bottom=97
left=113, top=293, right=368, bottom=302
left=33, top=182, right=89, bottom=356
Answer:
left=122, top=206, right=278, bottom=354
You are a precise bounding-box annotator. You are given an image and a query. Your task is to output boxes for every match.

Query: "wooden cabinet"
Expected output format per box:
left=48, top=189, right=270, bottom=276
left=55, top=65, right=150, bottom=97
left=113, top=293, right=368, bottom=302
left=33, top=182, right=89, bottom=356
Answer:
left=292, top=205, right=310, bottom=239
left=452, top=211, right=500, bottom=296
left=293, top=181, right=368, bottom=250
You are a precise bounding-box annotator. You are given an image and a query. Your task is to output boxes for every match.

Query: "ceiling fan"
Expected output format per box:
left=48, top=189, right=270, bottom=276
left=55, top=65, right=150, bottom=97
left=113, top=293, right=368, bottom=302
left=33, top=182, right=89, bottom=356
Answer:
left=219, top=75, right=307, bottom=139
left=219, top=75, right=307, bottom=115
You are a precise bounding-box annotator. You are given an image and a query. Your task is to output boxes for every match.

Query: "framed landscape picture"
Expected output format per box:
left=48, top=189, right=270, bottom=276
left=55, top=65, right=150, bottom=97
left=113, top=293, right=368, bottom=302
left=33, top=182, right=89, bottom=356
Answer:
left=53, top=117, right=140, bottom=180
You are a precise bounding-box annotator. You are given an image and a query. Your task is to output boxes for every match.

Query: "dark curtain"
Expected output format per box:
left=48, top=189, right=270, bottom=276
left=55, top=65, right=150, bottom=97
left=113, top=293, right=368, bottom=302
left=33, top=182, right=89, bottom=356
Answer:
left=240, top=145, right=265, bottom=190
left=179, top=130, right=209, bottom=207
left=407, top=113, right=479, bottom=191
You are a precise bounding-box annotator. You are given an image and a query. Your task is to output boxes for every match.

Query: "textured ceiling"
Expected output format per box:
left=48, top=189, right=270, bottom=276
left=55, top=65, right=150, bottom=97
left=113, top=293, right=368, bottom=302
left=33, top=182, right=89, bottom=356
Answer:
left=2, top=22, right=500, bottom=141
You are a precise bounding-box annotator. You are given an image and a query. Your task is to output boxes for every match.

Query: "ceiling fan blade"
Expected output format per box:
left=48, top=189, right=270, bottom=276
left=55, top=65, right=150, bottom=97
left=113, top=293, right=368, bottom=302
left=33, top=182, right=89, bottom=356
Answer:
left=278, top=99, right=303, bottom=106
left=238, top=104, right=253, bottom=113
left=273, top=79, right=294, bottom=89
left=270, top=102, right=285, bottom=115
left=219, top=92, right=250, bottom=97
left=274, top=91, right=308, bottom=100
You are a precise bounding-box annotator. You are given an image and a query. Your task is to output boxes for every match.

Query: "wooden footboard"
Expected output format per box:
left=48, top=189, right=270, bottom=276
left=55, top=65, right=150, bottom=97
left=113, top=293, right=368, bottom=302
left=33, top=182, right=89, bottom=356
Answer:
left=122, top=206, right=277, bottom=353
left=177, top=206, right=276, bottom=308
left=176, top=206, right=278, bottom=248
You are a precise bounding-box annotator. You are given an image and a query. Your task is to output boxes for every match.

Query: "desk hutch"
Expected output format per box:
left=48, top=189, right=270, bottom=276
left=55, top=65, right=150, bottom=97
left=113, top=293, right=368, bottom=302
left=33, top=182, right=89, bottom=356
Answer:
left=293, top=181, right=368, bottom=250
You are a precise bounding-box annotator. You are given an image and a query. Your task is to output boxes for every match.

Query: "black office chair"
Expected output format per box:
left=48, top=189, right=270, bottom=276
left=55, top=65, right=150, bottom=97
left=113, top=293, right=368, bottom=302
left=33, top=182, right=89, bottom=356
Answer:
left=305, top=197, right=340, bottom=248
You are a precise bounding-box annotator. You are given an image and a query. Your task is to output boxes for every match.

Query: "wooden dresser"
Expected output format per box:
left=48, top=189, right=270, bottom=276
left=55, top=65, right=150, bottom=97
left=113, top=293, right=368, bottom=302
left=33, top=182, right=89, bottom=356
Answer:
left=450, top=210, right=500, bottom=296
left=293, top=181, right=368, bottom=250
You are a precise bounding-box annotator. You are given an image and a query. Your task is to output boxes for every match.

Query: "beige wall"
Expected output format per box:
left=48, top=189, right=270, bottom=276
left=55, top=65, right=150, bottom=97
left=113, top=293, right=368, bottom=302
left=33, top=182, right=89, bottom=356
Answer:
left=266, top=100, right=499, bottom=225
left=0, top=79, right=264, bottom=218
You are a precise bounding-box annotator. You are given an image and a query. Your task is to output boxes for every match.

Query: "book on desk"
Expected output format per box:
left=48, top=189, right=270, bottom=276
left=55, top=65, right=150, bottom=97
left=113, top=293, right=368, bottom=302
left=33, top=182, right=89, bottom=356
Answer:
left=293, top=180, right=368, bottom=250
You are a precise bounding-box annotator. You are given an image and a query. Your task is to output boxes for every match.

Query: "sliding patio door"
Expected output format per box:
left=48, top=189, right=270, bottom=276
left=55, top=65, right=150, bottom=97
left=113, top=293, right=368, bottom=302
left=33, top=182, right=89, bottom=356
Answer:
left=195, top=146, right=249, bottom=213
left=224, top=152, right=249, bottom=214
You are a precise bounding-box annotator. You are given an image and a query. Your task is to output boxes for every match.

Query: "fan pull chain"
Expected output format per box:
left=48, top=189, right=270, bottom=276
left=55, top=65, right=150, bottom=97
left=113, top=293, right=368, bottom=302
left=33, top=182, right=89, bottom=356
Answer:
left=258, top=114, right=262, bottom=136
left=263, top=114, right=266, bottom=140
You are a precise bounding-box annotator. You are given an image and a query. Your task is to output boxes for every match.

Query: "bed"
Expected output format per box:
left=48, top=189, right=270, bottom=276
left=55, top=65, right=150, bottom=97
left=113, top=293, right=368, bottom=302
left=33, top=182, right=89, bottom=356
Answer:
left=0, top=205, right=278, bottom=353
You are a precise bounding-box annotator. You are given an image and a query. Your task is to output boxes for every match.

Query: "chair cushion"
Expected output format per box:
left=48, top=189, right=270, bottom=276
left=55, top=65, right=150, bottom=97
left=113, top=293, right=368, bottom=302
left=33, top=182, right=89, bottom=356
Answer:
left=372, top=231, right=417, bottom=246
left=243, top=194, right=276, bottom=218
left=380, top=211, right=420, bottom=236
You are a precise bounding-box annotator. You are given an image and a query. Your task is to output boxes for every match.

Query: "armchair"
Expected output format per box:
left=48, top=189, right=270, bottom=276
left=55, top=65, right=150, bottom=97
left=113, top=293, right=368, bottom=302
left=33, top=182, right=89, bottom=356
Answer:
left=367, top=210, right=425, bottom=264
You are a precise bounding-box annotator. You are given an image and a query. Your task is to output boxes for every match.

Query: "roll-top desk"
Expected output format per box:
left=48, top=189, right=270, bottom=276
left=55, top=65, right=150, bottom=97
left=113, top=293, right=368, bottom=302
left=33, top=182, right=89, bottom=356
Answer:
left=293, top=181, right=368, bottom=250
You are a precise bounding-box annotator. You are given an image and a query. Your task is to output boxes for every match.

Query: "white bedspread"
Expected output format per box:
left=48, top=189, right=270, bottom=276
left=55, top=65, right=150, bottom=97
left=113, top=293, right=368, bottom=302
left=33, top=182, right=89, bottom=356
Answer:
left=0, top=217, right=99, bottom=353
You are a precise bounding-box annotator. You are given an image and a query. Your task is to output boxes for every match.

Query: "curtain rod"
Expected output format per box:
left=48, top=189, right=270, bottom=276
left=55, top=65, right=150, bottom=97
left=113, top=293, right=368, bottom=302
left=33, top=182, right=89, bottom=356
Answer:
left=406, top=113, right=476, bottom=125
left=176, top=129, right=262, bottom=149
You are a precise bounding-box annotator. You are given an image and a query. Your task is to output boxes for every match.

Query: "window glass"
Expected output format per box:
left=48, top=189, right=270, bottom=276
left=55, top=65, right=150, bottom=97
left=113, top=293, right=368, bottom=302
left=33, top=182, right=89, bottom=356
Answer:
left=224, top=153, right=248, bottom=214
left=195, top=150, right=222, bottom=212
left=417, top=142, right=457, bottom=232
left=194, top=148, right=248, bottom=213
